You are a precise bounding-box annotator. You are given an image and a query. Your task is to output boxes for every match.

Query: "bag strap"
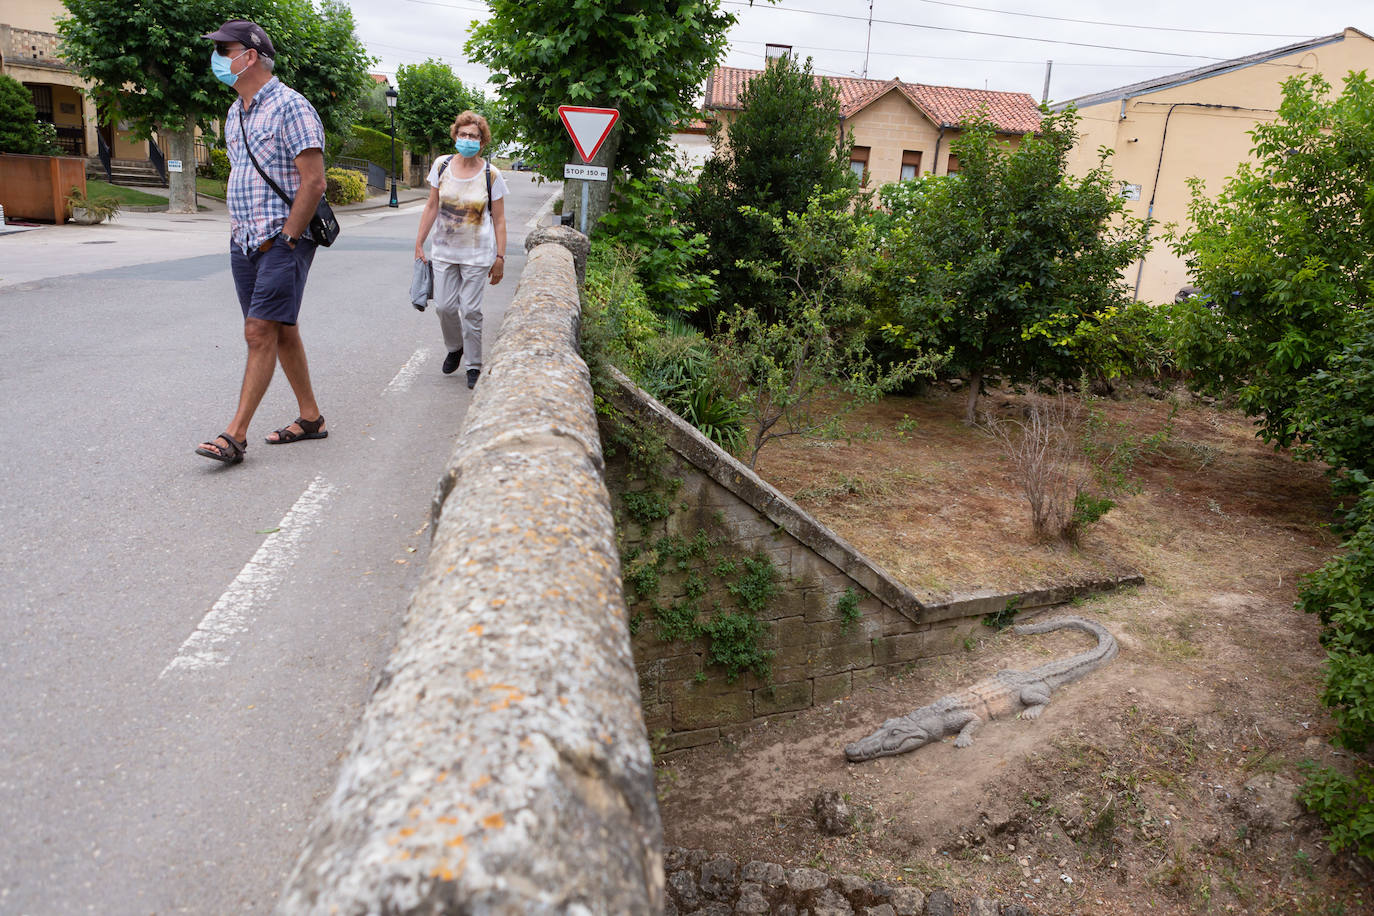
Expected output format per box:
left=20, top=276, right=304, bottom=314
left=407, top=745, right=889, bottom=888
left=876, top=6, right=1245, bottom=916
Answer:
left=238, top=110, right=295, bottom=209
left=485, top=160, right=492, bottom=210
left=437, top=154, right=453, bottom=182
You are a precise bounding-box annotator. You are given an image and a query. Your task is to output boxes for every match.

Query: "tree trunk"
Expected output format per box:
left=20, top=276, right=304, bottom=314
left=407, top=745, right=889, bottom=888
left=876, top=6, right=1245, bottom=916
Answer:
left=163, top=116, right=198, bottom=214
left=562, top=125, right=620, bottom=236
left=964, top=369, right=984, bottom=425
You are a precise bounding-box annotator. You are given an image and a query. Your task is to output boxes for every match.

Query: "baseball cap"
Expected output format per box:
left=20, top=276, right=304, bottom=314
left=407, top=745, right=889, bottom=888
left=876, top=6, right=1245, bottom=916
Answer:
left=203, top=20, right=276, bottom=59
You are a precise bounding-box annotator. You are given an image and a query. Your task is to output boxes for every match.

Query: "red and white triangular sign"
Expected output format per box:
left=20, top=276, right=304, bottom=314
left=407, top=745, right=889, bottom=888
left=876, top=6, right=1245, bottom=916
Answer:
left=558, top=106, right=619, bottom=164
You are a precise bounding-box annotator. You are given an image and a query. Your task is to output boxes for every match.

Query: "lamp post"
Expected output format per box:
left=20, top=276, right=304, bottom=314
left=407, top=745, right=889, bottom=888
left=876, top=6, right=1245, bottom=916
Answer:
left=385, top=86, right=398, bottom=208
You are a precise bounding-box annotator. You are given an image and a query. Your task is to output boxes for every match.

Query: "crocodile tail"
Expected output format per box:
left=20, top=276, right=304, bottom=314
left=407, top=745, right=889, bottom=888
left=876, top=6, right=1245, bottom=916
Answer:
left=1012, top=615, right=1118, bottom=689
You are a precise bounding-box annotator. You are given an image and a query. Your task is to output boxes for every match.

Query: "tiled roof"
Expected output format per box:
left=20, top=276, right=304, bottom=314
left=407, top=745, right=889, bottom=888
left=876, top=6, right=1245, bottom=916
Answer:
left=703, top=66, right=1042, bottom=134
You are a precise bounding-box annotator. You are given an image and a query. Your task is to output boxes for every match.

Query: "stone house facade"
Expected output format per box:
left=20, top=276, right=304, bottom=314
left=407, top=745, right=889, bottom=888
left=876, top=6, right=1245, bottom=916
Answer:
left=702, top=65, right=1042, bottom=188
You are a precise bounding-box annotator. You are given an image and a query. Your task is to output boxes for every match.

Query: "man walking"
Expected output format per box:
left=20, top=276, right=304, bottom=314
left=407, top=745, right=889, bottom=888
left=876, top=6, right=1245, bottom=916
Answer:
left=195, top=19, right=329, bottom=465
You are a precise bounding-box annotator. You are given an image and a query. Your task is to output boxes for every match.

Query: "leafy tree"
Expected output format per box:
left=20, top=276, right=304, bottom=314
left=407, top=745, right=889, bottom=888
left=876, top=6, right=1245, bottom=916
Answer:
left=687, top=54, right=856, bottom=328
left=354, top=78, right=391, bottom=133
left=596, top=160, right=716, bottom=317
left=717, top=190, right=940, bottom=468
left=0, top=74, right=60, bottom=155
left=58, top=0, right=372, bottom=213
left=394, top=59, right=485, bottom=159
left=880, top=108, right=1148, bottom=423
left=1169, top=71, right=1374, bottom=449
left=1170, top=71, right=1374, bottom=850
left=466, top=0, right=736, bottom=228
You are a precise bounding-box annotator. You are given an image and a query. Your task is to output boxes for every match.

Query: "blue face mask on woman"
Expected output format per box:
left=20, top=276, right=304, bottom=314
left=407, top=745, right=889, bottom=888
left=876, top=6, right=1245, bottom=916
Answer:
left=211, top=49, right=248, bottom=87
left=454, top=137, right=481, bottom=158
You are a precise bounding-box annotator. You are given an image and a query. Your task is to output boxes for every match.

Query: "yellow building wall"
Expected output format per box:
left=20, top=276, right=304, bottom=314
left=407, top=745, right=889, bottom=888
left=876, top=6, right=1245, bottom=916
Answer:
left=4, top=0, right=67, bottom=32
left=845, top=91, right=943, bottom=185
left=1067, top=27, right=1374, bottom=304
left=712, top=89, right=1030, bottom=191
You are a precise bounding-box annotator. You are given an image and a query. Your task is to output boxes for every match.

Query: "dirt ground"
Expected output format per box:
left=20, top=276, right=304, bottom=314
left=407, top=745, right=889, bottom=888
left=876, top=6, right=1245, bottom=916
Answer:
left=656, top=384, right=1372, bottom=915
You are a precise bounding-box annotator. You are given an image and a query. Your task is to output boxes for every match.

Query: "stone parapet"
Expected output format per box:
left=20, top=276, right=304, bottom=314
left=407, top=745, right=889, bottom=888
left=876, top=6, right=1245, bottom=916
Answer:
left=278, top=240, right=663, bottom=913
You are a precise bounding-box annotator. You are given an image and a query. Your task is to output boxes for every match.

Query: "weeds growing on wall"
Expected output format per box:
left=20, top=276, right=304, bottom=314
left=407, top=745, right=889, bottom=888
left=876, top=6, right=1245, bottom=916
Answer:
left=595, top=377, right=778, bottom=683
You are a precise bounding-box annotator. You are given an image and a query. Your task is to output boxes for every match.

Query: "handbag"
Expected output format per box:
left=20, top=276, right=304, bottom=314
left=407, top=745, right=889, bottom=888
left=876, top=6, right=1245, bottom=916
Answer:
left=238, top=114, right=340, bottom=247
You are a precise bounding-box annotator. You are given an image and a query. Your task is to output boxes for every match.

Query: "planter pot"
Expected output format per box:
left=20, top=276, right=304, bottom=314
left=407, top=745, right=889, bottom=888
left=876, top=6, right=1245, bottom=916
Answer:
left=0, top=153, right=89, bottom=223
left=69, top=207, right=105, bottom=225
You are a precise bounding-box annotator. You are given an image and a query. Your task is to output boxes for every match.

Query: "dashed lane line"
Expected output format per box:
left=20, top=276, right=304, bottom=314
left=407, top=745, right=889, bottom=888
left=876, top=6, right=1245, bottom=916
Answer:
left=159, top=475, right=337, bottom=678
left=384, top=347, right=432, bottom=394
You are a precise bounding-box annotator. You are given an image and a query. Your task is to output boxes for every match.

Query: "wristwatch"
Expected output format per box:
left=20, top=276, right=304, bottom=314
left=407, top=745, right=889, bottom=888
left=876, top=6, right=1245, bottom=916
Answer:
left=281, top=232, right=299, bottom=249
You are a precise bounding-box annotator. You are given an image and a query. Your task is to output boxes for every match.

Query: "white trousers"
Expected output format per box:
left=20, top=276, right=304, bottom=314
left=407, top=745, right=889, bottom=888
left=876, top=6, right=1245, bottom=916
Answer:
left=432, top=259, right=487, bottom=370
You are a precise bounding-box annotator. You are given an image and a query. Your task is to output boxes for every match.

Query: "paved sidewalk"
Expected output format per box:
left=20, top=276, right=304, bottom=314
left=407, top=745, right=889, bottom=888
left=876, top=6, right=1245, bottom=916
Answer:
left=0, top=186, right=428, bottom=289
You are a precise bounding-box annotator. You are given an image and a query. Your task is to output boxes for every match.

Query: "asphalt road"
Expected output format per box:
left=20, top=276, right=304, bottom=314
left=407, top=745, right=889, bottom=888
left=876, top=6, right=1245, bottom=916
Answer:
left=0, top=173, right=557, bottom=914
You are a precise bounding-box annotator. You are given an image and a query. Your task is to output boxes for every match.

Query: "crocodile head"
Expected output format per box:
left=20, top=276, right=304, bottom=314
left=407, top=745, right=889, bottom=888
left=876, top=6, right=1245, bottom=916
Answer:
left=844, top=712, right=939, bottom=762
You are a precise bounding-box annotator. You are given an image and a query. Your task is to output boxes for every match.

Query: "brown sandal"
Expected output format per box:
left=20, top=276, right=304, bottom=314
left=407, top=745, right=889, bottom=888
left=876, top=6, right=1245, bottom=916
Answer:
left=265, top=415, right=327, bottom=445
left=196, top=432, right=246, bottom=464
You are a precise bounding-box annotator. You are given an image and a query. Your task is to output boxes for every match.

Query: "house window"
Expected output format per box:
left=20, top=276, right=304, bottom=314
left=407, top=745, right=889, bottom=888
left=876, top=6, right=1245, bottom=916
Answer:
left=29, top=84, right=54, bottom=121
left=850, top=145, right=870, bottom=182
left=900, top=149, right=922, bottom=181
left=946, top=153, right=960, bottom=175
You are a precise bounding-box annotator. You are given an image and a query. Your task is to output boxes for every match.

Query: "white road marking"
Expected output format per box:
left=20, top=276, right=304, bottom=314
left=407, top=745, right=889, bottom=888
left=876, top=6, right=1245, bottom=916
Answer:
left=384, top=348, right=431, bottom=394
left=160, top=476, right=337, bottom=677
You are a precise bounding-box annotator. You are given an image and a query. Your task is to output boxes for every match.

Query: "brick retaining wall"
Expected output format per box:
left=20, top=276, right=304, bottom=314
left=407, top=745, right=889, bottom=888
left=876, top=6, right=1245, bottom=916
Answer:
left=606, top=370, right=1141, bottom=749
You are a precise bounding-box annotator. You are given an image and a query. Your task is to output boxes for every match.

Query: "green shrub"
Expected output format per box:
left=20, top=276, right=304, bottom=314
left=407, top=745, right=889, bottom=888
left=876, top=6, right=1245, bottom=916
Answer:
left=582, top=242, right=745, bottom=452
left=205, top=147, right=231, bottom=181
left=0, top=73, right=59, bottom=155
left=325, top=167, right=366, bottom=205
left=596, top=167, right=715, bottom=318
left=1298, top=760, right=1374, bottom=863
left=347, top=124, right=405, bottom=172
left=1299, top=483, right=1374, bottom=752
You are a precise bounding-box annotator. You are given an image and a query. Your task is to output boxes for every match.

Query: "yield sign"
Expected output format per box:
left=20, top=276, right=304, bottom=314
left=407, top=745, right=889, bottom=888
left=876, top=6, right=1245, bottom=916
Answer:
left=558, top=106, right=619, bottom=164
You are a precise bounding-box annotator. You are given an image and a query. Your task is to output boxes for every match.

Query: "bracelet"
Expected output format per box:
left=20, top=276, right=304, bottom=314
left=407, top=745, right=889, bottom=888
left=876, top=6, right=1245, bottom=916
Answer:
left=495, top=254, right=505, bottom=260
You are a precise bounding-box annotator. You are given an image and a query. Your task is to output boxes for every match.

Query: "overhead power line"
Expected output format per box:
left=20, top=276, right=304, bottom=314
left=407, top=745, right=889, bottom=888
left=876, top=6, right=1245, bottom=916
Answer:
left=900, top=0, right=1312, bottom=38
left=719, top=0, right=1315, bottom=60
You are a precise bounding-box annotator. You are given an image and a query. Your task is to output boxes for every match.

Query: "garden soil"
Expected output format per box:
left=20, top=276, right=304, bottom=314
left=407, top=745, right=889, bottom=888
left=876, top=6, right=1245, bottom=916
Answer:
left=656, top=384, right=1371, bottom=915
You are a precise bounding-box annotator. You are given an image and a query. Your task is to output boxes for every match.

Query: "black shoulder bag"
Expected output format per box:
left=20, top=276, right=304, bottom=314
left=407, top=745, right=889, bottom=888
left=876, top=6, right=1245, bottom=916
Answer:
left=238, top=112, right=340, bottom=247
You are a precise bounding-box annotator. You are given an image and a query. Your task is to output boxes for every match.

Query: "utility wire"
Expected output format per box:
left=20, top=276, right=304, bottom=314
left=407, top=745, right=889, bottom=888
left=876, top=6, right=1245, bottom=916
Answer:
left=897, top=0, right=1311, bottom=38
left=728, top=38, right=1210, bottom=69
left=719, top=0, right=1307, bottom=60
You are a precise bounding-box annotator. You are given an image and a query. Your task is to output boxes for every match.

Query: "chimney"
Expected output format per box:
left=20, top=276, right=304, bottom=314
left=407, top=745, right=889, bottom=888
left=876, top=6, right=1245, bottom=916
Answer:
left=765, top=43, right=792, bottom=64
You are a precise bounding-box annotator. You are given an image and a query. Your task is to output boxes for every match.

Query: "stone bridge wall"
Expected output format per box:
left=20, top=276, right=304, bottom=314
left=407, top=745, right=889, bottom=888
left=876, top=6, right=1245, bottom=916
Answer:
left=277, top=233, right=662, bottom=914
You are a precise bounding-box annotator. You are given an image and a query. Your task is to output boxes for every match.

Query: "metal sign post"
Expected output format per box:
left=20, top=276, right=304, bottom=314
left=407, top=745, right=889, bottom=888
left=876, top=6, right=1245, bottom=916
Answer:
left=557, top=106, right=619, bottom=233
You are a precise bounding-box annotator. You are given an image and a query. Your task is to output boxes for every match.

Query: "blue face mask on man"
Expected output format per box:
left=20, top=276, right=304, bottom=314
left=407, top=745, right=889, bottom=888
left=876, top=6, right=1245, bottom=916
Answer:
left=211, top=48, right=249, bottom=87
left=454, top=137, right=481, bottom=158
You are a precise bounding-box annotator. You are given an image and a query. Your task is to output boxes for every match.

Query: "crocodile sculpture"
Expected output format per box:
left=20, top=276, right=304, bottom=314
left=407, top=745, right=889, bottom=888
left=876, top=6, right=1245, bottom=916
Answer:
left=844, top=615, right=1118, bottom=763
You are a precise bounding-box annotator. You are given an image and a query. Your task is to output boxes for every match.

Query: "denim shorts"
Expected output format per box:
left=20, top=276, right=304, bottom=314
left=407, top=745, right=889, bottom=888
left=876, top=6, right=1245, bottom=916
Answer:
left=230, top=236, right=318, bottom=325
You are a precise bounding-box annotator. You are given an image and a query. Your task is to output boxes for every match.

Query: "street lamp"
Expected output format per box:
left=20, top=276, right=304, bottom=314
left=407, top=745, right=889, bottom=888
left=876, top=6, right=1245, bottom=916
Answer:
left=385, top=86, right=398, bottom=208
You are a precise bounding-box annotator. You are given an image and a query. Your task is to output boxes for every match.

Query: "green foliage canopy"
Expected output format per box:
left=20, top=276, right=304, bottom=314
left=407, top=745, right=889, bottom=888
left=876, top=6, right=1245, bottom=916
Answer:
left=719, top=189, right=941, bottom=467
left=0, top=74, right=60, bottom=155
left=465, top=0, right=735, bottom=179
left=57, top=0, right=373, bottom=137
left=394, top=59, right=485, bottom=157
left=1169, top=71, right=1374, bottom=449
left=878, top=108, right=1148, bottom=421
left=687, top=54, right=856, bottom=326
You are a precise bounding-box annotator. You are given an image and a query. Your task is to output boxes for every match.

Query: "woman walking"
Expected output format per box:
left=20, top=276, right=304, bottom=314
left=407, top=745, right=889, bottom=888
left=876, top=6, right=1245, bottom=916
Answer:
left=414, top=111, right=509, bottom=389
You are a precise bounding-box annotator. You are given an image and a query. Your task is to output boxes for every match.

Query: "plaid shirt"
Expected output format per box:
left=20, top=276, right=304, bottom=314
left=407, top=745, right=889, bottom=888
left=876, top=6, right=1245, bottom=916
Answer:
left=225, top=78, right=325, bottom=253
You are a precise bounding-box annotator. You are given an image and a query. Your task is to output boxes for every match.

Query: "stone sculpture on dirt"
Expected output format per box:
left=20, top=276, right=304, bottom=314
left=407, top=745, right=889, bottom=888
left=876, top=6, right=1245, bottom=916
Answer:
left=844, top=616, right=1118, bottom=762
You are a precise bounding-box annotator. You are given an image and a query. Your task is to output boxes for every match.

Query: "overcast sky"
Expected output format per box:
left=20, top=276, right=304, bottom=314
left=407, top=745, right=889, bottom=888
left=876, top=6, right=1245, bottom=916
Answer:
left=347, top=0, right=1369, bottom=105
